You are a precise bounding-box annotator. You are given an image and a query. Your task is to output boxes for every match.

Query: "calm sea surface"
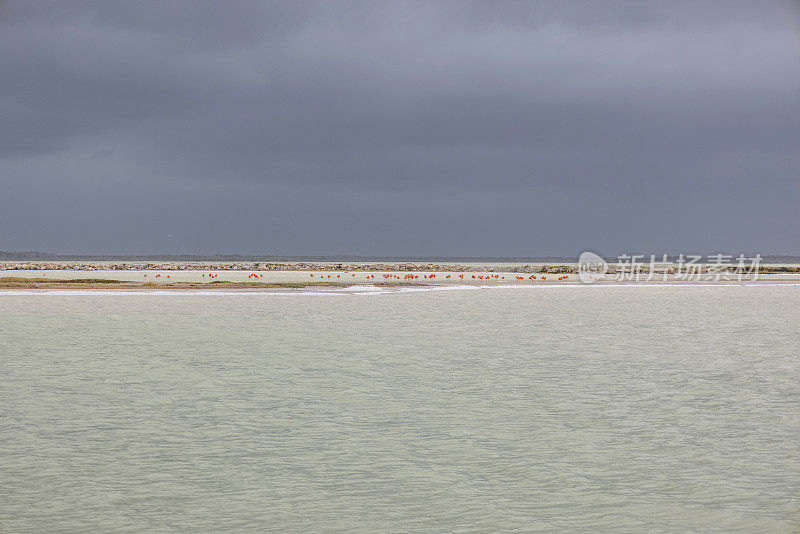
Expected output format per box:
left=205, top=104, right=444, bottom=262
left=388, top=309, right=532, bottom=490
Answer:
left=1, top=285, right=798, bottom=533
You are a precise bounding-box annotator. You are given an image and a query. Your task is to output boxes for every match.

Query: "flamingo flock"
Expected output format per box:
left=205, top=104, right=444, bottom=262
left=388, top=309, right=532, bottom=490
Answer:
left=139, top=271, right=570, bottom=283
left=305, top=272, right=569, bottom=283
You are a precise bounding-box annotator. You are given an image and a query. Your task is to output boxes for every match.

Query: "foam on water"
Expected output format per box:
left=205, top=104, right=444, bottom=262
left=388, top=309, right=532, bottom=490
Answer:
left=2, top=282, right=800, bottom=298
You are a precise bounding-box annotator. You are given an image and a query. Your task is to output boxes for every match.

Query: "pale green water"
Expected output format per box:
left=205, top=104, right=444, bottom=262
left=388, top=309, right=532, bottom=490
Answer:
left=1, top=286, right=799, bottom=533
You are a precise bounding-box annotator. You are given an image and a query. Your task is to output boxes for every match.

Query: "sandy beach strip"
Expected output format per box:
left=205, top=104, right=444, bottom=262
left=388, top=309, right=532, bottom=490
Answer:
left=2, top=272, right=799, bottom=291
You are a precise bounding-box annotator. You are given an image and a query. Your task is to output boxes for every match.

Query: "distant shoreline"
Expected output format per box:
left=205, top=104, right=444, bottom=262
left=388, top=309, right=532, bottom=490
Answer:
left=2, top=260, right=800, bottom=274
left=3, top=252, right=800, bottom=264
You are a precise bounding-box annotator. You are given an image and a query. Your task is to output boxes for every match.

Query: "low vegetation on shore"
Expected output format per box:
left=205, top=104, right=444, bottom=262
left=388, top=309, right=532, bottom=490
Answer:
left=2, top=261, right=799, bottom=275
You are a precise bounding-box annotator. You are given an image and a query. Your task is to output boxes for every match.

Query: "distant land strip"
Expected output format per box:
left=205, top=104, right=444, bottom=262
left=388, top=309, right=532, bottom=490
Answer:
left=0, top=251, right=579, bottom=262
left=2, top=261, right=800, bottom=274
left=2, top=251, right=799, bottom=264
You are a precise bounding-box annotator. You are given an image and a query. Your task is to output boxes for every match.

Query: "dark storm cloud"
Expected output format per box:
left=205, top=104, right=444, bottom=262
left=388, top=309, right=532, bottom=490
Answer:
left=1, top=1, right=799, bottom=255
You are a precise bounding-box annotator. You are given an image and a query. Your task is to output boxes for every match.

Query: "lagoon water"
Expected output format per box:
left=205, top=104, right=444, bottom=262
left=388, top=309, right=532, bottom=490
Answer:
left=1, top=285, right=799, bottom=533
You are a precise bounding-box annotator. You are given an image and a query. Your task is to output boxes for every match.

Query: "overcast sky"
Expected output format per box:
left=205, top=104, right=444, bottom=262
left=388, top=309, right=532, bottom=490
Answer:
left=1, top=1, right=799, bottom=257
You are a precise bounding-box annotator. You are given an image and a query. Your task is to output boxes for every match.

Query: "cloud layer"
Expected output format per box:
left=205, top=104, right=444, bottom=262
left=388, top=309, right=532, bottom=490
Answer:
left=2, top=1, right=799, bottom=255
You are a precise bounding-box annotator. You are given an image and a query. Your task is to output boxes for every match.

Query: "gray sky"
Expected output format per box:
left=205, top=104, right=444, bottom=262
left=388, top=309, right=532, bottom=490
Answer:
left=1, top=1, right=799, bottom=256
